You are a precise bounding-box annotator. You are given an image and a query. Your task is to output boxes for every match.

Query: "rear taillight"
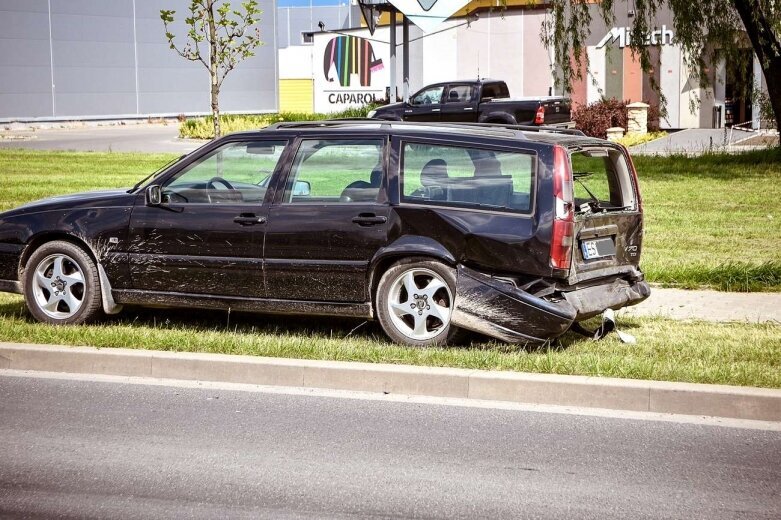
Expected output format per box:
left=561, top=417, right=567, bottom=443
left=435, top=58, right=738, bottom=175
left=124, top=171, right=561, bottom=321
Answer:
left=535, top=105, right=545, bottom=125
left=550, top=145, right=574, bottom=270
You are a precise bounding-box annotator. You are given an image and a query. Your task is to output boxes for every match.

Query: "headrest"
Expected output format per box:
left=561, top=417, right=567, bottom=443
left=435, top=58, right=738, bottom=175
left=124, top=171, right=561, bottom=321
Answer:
left=473, top=156, right=502, bottom=177
left=421, top=159, right=448, bottom=186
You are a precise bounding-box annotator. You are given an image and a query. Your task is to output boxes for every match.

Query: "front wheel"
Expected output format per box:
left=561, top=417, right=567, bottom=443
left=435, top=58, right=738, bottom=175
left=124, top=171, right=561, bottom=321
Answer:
left=23, top=240, right=103, bottom=325
left=376, top=259, right=462, bottom=347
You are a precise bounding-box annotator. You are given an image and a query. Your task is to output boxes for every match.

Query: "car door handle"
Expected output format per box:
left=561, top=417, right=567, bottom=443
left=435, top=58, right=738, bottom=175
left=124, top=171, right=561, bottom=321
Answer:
left=432, top=108, right=441, bottom=112
left=233, top=214, right=266, bottom=226
left=352, top=215, right=387, bottom=226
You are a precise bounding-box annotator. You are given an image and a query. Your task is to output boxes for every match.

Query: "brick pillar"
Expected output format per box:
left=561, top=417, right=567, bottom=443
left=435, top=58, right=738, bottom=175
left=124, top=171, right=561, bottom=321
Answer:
left=627, top=102, right=649, bottom=135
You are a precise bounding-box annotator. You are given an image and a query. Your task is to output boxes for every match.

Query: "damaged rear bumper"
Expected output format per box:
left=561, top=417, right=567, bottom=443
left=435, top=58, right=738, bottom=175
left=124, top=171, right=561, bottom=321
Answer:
left=450, top=265, right=650, bottom=344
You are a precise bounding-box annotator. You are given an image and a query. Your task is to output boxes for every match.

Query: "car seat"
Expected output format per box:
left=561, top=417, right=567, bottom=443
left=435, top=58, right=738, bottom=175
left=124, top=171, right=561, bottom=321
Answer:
left=419, top=159, right=449, bottom=200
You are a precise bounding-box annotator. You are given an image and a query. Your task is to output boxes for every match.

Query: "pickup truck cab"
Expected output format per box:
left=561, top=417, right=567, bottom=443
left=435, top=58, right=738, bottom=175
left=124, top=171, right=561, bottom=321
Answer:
left=368, top=79, right=572, bottom=127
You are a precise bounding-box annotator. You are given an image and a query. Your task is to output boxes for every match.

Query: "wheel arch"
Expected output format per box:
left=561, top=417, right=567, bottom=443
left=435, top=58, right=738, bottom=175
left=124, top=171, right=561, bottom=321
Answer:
left=368, top=236, right=457, bottom=311
left=19, top=232, right=99, bottom=277
left=478, top=112, right=518, bottom=125
left=18, top=232, right=122, bottom=315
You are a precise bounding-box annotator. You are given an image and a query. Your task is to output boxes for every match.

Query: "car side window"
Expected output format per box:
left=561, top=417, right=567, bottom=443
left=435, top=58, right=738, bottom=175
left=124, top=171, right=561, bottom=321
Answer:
left=445, top=85, right=475, bottom=103
left=411, top=86, right=444, bottom=105
left=401, top=142, right=535, bottom=213
left=283, top=139, right=385, bottom=204
left=163, top=141, right=286, bottom=204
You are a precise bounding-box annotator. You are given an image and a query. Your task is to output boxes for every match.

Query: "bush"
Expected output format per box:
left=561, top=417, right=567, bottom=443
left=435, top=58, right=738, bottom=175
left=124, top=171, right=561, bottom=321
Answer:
left=179, top=104, right=381, bottom=139
left=572, top=98, right=628, bottom=138
left=573, top=99, right=663, bottom=138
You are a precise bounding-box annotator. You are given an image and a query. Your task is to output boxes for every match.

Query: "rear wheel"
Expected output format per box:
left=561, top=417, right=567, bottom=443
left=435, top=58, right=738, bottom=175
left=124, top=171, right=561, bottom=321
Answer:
left=23, top=240, right=102, bottom=325
left=376, top=259, right=462, bottom=347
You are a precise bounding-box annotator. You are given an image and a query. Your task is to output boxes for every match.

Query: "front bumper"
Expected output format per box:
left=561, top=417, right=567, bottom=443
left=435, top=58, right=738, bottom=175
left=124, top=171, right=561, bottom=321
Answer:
left=450, top=265, right=650, bottom=344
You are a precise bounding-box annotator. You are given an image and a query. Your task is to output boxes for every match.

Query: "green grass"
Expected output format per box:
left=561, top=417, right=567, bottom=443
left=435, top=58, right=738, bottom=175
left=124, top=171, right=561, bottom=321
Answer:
left=0, top=293, right=778, bottom=388
left=0, top=148, right=779, bottom=291
left=634, top=149, right=781, bottom=291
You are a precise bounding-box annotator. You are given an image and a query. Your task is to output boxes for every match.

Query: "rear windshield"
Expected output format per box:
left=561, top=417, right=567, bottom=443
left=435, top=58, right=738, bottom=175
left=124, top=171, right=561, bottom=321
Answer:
left=401, top=142, right=535, bottom=213
left=570, top=148, right=636, bottom=213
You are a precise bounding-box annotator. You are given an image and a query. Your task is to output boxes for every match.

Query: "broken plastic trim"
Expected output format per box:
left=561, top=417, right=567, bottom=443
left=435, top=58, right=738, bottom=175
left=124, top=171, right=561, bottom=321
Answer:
left=570, top=308, right=636, bottom=344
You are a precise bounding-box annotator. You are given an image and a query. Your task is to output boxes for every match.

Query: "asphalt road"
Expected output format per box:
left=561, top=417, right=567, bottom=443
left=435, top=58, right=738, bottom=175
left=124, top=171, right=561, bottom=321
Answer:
left=0, top=124, right=203, bottom=153
left=1, top=373, right=779, bottom=520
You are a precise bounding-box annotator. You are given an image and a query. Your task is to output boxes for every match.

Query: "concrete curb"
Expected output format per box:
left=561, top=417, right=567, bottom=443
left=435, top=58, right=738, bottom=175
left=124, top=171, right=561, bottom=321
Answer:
left=1, top=342, right=780, bottom=422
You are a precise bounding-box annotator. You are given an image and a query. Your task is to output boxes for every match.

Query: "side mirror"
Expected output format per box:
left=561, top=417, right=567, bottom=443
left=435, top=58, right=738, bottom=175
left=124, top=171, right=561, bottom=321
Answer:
left=146, top=185, right=162, bottom=206
left=293, top=180, right=311, bottom=196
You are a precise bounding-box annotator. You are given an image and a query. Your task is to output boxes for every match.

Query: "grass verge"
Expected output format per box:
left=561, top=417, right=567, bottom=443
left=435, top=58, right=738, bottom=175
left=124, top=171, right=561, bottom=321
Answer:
left=633, top=148, right=781, bottom=291
left=1, top=148, right=779, bottom=291
left=179, top=106, right=376, bottom=139
left=0, top=293, right=778, bottom=388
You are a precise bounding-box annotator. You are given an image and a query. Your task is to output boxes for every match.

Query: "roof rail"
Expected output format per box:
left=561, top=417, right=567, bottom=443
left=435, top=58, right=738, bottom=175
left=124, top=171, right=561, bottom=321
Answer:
left=449, top=122, right=586, bottom=136
left=263, top=119, right=585, bottom=137
left=266, top=119, right=391, bottom=130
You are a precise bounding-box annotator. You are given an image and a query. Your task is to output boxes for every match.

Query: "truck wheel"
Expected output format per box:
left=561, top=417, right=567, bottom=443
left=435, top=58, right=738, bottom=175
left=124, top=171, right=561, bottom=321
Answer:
left=23, top=240, right=102, bottom=325
left=376, top=258, right=463, bottom=347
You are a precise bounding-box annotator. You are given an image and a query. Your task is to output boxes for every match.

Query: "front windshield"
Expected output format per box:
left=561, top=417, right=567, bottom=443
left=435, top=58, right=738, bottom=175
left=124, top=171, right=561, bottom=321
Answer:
left=131, top=154, right=187, bottom=192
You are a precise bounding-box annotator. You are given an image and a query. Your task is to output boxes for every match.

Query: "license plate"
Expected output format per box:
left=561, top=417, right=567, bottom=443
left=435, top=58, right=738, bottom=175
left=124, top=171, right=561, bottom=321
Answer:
left=581, top=237, right=616, bottom=260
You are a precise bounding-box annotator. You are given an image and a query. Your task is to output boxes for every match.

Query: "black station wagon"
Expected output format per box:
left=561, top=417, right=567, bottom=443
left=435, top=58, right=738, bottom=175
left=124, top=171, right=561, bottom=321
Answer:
left=0, top=121, right=649, bottom=346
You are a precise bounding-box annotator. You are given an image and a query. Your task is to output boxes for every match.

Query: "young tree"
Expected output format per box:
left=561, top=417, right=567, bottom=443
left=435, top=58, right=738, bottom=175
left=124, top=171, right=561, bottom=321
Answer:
left=161, top=1, right=263, bottom=138
left=542, top=0, right=781, bottom=131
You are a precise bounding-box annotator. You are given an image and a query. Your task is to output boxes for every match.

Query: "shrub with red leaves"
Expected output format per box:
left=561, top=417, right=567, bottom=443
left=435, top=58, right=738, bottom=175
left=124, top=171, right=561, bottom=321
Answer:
left=573, top=98, right=662, bottom=138
left=572, top=98, right=628, bottom=139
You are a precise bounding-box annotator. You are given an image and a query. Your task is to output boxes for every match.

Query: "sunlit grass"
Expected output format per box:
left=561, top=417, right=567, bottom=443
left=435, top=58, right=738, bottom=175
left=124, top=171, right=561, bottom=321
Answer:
left=0, top=293, right=778, bottom=388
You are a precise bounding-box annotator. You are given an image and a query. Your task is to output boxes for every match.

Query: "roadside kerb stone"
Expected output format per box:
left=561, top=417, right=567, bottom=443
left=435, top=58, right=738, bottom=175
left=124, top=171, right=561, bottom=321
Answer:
left=468, top=371, right=651, bottom=412
left=1, top=342, right=780, bottom=422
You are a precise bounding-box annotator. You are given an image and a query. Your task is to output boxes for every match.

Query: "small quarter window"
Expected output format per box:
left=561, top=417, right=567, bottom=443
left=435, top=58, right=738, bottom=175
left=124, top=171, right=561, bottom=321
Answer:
left=401, top=143, right=534, bottom=213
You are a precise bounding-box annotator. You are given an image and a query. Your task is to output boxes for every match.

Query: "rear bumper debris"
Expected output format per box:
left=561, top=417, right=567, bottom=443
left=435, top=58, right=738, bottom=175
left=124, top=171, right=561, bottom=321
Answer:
left=450, top=265, right=650, bottom=344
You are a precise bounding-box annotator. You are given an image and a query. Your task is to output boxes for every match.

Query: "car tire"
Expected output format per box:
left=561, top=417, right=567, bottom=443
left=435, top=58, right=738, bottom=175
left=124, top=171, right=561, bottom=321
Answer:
left=23, top=240, right=103, bottom=325
left=376, top=258, right=463, bottom=347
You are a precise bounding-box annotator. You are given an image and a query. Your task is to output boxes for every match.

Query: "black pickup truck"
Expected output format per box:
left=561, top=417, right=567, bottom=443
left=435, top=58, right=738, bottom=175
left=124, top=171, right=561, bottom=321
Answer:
left=368, top=79, right=572, bottom=126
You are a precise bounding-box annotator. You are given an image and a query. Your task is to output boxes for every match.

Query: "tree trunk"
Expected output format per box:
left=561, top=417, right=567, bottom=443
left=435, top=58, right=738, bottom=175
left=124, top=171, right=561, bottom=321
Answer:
left=733, top=0, right=781, bottom=134
left=207, top=1, right=221, bottom=138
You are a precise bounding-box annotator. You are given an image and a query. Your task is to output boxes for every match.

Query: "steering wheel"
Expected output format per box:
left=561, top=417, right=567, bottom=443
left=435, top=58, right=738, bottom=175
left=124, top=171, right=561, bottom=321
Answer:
left=207, top=176, right=235, bottom=190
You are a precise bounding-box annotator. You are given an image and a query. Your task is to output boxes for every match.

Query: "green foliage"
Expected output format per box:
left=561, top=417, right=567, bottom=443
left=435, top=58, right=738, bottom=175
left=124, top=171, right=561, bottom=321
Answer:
left=161, top=1, right=265, bottom=137
left=616, top=131, right=667, bottom=147
left=542, top=0, right=781, bottom=128
left=178, top=104, right=380, bottom=139
left=161, top=1, right=262, bottom=81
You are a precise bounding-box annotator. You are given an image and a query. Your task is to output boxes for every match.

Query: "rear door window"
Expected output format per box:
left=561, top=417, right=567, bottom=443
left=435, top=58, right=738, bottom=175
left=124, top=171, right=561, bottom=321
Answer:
left=283, top=139, right=385, bottom=203
left=570, top=148, right=636, bottom=213
left=401, top=142, right=535, bottom=213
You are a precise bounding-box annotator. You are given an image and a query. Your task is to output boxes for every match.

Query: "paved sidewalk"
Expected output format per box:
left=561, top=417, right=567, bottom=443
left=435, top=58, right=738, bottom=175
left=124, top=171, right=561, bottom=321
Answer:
left=620, top=287, right=781, bottom=323
left=629, top=128, right=749, bottom=156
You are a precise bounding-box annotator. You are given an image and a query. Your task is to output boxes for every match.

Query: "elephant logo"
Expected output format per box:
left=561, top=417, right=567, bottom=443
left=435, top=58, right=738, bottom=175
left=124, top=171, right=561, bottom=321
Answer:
left=323, top=36, right=384, bottom=87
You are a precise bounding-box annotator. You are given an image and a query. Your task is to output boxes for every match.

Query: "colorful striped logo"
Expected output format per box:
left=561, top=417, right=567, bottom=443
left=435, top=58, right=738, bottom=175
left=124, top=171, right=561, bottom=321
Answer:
left=323, top=36, right=384, bottom=88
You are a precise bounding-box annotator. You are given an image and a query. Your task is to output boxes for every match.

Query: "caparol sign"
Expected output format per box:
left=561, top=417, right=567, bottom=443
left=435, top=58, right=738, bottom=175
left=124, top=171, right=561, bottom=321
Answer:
left=314, top=32, right=389, bottom=113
